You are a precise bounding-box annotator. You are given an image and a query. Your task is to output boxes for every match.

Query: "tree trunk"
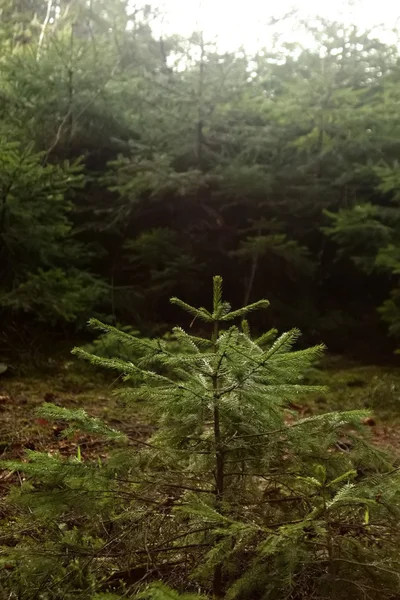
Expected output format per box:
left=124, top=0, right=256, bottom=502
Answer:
left=212, top=320, right=224, bottom=597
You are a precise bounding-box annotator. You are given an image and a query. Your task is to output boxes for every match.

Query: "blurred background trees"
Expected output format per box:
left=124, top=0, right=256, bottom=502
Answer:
left=1, top=0, right=400, bottom=357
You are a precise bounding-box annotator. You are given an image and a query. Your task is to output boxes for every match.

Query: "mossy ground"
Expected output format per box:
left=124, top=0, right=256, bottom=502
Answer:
left=0, top=353, right=399, bottom=596
left=304, top=356, right=400, bottom=453
left=0, top=362, right=151, bottom=490
left=0, top=354, right=399, bottom=490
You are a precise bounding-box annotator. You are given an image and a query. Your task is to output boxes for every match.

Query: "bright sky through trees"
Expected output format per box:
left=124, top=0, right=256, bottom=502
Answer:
left=149, top=0, right=399, bottom=50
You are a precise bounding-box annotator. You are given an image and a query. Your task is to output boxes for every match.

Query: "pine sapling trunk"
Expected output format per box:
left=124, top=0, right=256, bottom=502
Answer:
left=213, top=398, right=224, bottom=507
left=212, top=320, right=224, bottom=597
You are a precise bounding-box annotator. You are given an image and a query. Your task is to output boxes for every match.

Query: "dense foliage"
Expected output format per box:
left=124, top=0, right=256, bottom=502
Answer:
left=1, top=1, right=400, bottom=357
left=3, top=277, right=400, bottom=600
left=3, top=5, right=400, bottom=598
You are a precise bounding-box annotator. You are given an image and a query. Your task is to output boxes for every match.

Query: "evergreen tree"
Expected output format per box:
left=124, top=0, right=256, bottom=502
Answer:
left=0, top=139, right=104, bottom=327
left=324, top=116, right=400, bottom=343
left=3, top=277, right=400, bottom=599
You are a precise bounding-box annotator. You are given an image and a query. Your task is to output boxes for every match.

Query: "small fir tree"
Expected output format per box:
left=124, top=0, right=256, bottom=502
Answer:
left=0, top=139, right=105, bottom=327
left=2, top=277, right=400, bottom=600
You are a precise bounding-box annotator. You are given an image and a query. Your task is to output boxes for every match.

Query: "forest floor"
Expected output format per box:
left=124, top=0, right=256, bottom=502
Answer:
left=0, top=355, right=400, bottom=496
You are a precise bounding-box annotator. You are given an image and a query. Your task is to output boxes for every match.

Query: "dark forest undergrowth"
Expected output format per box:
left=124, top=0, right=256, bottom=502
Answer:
left=1, top=354, right=400, bottom=506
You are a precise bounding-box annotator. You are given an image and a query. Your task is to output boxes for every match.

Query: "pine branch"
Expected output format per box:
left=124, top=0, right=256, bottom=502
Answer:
left=36, top=403, right=127, bottom=441
left=222, top=300, right=270, bottom=322
left=87, top=318, right=163, bottom=353
left=170, top=297, right=213, bottom=322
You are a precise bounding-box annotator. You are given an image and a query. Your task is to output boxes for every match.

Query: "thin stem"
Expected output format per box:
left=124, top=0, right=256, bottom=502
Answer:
left=37, top=0, right=53, bottom=60
left=212, top=318, right=224, bottom=598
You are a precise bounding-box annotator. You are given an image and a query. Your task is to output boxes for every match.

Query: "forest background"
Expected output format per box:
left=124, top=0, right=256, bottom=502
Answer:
left=2, top=0, right=400, bottom=362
